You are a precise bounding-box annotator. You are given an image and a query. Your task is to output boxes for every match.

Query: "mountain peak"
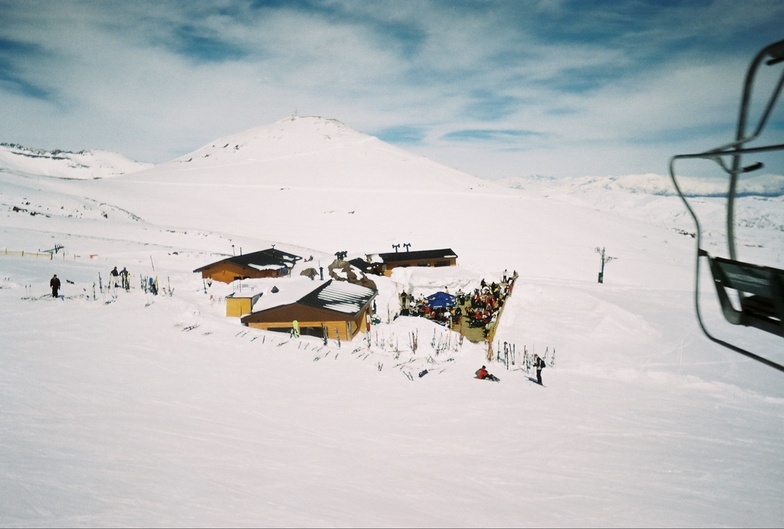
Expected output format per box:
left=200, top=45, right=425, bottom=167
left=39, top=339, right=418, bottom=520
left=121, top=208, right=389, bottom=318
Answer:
left=140, top=115, right=494, bottom=192
left=172, top=115, right=370, bottom=166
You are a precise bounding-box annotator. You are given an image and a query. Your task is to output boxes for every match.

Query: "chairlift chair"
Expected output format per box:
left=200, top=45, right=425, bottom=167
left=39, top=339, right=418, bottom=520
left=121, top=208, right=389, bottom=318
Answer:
left=669, top=39, right=784, bottom=372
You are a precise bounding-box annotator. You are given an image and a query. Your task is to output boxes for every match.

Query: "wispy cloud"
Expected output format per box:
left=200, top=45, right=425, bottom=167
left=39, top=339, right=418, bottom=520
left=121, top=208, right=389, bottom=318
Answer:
left=374, top=125, right=426, bottom=144
left=0, top=0, right=782, bottom=178
left=443, top=128, right=542, bottom=143
left=0, top=37, right=57, bottom=100
left=164, top=24, right=250, bottom=64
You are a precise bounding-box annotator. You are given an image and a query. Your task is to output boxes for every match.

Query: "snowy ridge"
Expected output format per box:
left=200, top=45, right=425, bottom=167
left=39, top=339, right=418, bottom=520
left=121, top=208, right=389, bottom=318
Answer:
left=501, top=172, right=784, bottom=197
left=0, top=143, right=152, bottom=179
left=498, top=172, right=784, bottom=241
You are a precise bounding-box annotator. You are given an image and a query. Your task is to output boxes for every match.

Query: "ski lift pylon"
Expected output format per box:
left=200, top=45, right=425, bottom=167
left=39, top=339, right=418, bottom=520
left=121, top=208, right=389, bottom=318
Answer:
left=669, top=39, right=784, bottom=372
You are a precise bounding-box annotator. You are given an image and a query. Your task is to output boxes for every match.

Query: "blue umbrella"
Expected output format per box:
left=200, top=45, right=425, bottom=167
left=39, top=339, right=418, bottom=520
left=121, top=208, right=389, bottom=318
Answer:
left=426, top=291, right=456, bottom=309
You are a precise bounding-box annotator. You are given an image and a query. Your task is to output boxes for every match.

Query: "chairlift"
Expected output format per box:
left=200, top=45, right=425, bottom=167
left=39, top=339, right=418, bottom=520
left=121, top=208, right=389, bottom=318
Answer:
left=669, top=39, right=784, bottom=372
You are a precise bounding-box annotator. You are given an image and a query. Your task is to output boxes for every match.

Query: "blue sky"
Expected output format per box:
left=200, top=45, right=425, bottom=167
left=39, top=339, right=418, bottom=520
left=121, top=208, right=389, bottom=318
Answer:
left=1, top=0, right=782, bottom=179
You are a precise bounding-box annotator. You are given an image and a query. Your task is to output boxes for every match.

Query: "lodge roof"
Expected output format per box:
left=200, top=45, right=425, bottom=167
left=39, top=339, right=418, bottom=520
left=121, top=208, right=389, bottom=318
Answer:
left=193, top=248, right=301, bottom=273
left=298, top=279, right=376, bottom=314
left=348, top=257, right=371, bottom=272
left=240, top=279, right=376, bottom=325
left=376, top=248, right=458, bottom=263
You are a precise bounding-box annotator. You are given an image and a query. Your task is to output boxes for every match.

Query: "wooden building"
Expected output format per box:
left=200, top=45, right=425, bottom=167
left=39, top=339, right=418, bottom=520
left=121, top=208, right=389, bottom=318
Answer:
left=193, top=248, right=301, bottom=284
left=369, top=248, right=458, bottom=276
left=225, top=291, right=262, bottom=318
left=241, top=279, right=376, bottom=341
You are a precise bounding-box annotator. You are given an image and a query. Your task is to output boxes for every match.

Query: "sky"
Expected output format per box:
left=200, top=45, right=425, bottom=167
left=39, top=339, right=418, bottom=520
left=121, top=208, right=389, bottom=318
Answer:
left=1, top=0, right=784, bottom=179
left=1, top=116, right=783, bottom=527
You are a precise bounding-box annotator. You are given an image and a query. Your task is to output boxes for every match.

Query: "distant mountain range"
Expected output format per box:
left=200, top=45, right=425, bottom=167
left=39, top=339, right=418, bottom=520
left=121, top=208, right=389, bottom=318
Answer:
left=2, top=115, right=783, bottom=198
left=501, top=172, right=784, bottom=198
left=0, top=142, right=152, bottom=180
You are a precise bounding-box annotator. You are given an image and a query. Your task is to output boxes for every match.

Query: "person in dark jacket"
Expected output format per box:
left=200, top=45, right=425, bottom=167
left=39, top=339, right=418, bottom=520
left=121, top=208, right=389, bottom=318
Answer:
left=120, top=267, right=129, bottom=290
left=50, top=274, right=61, bottom=298
left=534, top=354, right=546, bottom=385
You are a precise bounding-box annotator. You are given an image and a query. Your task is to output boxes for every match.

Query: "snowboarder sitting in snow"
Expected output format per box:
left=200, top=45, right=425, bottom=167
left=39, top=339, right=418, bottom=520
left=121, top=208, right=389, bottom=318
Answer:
left=475, top=365, right=499, bottom=382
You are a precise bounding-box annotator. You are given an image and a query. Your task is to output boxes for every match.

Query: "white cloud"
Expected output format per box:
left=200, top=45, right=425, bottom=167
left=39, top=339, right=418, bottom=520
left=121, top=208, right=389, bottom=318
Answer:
left=1, top=1, right=782, bottom=177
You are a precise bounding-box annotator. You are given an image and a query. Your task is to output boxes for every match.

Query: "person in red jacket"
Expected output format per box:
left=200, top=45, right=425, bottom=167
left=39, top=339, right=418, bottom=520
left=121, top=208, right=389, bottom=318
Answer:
left=475, top=365, right=499, bottom=382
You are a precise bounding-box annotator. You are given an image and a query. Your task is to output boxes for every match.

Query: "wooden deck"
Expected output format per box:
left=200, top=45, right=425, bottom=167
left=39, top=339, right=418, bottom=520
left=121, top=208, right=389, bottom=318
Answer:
left=450, top=302, right=492, bottom=344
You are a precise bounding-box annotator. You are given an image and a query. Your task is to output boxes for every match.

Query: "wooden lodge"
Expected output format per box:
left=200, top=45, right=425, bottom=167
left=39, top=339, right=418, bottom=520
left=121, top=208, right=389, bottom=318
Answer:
left=193, top=248, right=301, bottom=284
left=241, top=279, right=377, bottom=341
left=369, top=248, right=458, bottom=276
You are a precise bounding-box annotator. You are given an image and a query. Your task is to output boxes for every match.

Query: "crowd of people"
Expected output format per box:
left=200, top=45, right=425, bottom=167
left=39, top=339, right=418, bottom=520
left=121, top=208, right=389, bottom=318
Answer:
left=398, top=271, right=517, bottom=338
left=398, top=291, right=454, bottom=324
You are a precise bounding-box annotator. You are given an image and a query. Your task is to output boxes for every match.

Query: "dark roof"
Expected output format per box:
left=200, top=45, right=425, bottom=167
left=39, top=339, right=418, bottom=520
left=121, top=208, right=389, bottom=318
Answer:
left=376, top=248, right=457, bottom=263
left=194, top=248, right=301, bottom=272
left=298, top=279, right=376, bottom=314
left=348, top=257, right=371, bottom=272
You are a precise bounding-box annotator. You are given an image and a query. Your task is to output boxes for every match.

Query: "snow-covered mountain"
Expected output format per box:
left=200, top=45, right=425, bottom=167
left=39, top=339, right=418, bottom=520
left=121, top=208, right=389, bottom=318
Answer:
left=1, top=116, right=782, bottom=527
left=125, top=115, right=494, bottom=191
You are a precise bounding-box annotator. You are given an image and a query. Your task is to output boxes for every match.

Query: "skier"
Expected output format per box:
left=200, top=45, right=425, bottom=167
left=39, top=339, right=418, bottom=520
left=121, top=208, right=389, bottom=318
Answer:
left=110, top=266, right=120, bottom=287
left=49, top=274, right=61, bottom=298
left=120, top=267, right=129, bottom=290
left=533, top=354, right=546, bottom=385
left=291, top=319, right=300, bottom=338
left=475, top=365, right=499, bottom=382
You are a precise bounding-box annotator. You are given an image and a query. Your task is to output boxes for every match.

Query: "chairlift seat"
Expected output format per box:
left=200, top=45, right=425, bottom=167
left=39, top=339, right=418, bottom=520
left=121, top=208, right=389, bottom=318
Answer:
left=708, top=256, right=784, bottom=336
left=668, top=39, right=784, bottom=369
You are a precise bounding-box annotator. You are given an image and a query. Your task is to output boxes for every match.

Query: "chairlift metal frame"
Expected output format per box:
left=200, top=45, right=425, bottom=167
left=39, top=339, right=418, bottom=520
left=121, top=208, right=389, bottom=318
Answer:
left=669, top=39, right=784, bottom=372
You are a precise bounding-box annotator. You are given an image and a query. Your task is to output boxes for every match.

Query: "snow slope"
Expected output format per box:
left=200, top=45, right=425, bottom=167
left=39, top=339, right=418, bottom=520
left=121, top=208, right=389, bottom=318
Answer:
left=1, top=116, right=782, bottom=528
